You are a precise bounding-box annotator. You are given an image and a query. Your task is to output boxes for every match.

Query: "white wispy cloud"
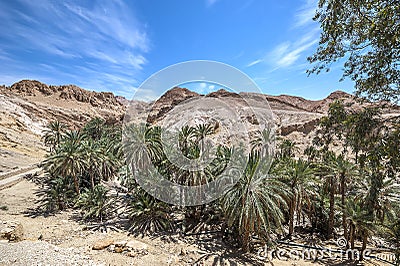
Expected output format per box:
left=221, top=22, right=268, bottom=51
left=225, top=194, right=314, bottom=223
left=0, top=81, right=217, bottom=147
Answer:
left=270, top=35, right=318, bottom=68
left=246, top=59, right=262, bottom=67
left=266, top=0, right=319, bottom=70
left=0, top=0, right=150, bottom=98
left=206, top=0, right=219, bottom=7
left=293, top=0, right=318, bottom=28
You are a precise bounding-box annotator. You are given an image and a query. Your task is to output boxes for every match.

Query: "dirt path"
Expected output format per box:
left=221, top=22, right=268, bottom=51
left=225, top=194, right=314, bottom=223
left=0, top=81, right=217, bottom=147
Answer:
left=0, top=166, right=39, bottom=190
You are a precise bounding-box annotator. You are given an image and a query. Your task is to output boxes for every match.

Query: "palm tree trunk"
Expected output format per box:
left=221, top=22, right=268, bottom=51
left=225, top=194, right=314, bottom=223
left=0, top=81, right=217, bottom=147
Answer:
left=349, top=223, right=355, bottom=250
left=340, top=173, right=347, bottom=242
left=90, top=173, right=95, bottom=190
left=328, top=176, right=335, bottom=238
left=289, top=199, right=295, bottom=237
left=242, top=229, right=250, bottom=252
left=73, top=176, right=80, bottom=195
left=360, top=230, right=368, bottom=261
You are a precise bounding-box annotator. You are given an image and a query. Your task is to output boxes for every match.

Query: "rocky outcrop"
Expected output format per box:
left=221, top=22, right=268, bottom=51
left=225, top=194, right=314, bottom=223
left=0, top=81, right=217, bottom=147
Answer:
left=0, top=220, right=23, bottom=242
left=9, top=80, right=55, bottom=96
left=147, top=87, right=199, bottom=123
left=207, top=89, right=241, bottom=98
left=280, top=118, right=320, bottom=136
left=7, top=80, right=124, bottom=112
left=92, top=238, right=149, bottom=257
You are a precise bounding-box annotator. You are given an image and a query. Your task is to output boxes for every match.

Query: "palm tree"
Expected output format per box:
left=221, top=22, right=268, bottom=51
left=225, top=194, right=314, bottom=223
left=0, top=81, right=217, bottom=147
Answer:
left=83, top=117, right=105, bottom=140
left=193, top=123, right=214, bottom=157
left=251, top=127, right=275, bottom=158
left=376, top=177, right=400, bottom=222
left=123, top=124, right=162, bottom=174
left=304, top=145, right=319, bottom=163
left=63, top=130, right=87, bottom=146
left=381, top=217, right=400, bottom=265
left=278, top=139, right=297, bottom=159
left=279, top=158, right=317, bottom=237
left=128, top=189, right=173, bottom=236
left=98, top=140, right=121, bottom=182
left=358, top=173, right=400, bottom=223
left=42, top=121, right=68, bottom=151
left=222, top=153, right=290, bottom=252
left=178, top=125, right=195, bottom=156
left=76, top=184, right=112, bottom=221
left=345, top=199, right=374, bottom=260
left=327, top=154, right=358, bottom=242
left=194, top=123, right=214, bottom=142
left=43, top=130, right=87, bottom=194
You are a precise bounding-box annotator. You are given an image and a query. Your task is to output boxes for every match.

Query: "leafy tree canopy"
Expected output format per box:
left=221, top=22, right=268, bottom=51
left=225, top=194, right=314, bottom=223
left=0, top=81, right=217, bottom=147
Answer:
left=308, top=0, right=400, bottom=102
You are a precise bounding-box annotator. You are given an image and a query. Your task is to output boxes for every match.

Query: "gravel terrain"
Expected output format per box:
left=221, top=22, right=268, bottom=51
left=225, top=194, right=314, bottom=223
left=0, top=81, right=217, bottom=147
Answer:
left=0, top=241, right=101, bottom=266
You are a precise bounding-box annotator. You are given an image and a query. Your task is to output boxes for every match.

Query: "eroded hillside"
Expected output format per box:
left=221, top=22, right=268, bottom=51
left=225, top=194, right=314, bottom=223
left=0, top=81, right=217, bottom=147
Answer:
left=0, top=80, right=125, bottom=174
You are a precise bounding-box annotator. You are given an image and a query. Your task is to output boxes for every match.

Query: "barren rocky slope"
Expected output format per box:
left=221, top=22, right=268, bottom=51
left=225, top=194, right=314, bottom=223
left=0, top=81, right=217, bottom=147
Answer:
left=0, top=80, right=125, bottom=174
left=134, top=87, right=400, bottom=152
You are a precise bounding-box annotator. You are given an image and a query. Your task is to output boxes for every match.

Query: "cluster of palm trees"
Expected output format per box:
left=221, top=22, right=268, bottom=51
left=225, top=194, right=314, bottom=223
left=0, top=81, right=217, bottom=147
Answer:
left=306, top=101, right=400, bottom=259
left=41, top=118, right=122, bottom=214
left=39, top=101, right=399, bottom=263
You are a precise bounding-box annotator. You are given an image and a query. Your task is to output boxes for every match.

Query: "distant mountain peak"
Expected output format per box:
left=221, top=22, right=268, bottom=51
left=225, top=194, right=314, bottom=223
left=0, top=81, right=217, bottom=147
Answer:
left=5, top=79, right=123, bottom=110
left=206, top=89, right=241, bottom=98
left=326, top=90, right=353, bottom=100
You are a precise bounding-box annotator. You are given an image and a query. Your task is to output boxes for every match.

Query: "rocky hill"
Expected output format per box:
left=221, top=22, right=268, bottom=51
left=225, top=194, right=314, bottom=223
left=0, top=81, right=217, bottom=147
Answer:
left=1, top=80, right=399, bottom=174
left=0, top=80, right=125, bottom=174
left=145, top=87, right=399, bottom=123
left=135, top=86, right=400, bottom=154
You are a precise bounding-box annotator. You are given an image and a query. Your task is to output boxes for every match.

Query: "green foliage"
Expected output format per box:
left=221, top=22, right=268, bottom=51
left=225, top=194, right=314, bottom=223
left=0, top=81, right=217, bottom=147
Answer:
left=381, top=218, right=400, bottom=265
left=312, top=101, right=400, bottom=257
left=43, top=130, right=87, bottom=194
left=39, top=115, right=399, bottom=261
left=278, top=158, right=318, bottom=236
left=251, top=127, right=275, bottom=158
left=308, top=0, right=400, bottom=102
left=42, top=121, right=68, bottom=151
left=127, top=189, right=173, bottom=236
left=39, top=175, right=76, bottom=212
left=44, top=118, right=121, bottom=189
left=76, top=185, right=112, bottom=221
left=83, top=117, right=106, bottom=140
left=41, top=118, right=122, bottom=212
left=222, top=153, right=290, bottom=251
left=277, top=139, right=297, bottom=159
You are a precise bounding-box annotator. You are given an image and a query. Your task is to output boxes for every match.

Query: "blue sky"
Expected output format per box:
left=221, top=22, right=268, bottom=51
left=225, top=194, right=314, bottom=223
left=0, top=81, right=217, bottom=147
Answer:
left=0, top=0, right=355, bottom=100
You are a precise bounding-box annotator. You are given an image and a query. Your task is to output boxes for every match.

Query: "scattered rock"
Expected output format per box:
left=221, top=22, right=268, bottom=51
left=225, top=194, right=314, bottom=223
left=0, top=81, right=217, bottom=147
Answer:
left=102, top=239, right=149, bottom=256
left=92, top=238, right=114, bottom=250
left=114, top=247, right=124, bottom=253
left=180, top=248, right=187, bottom=256
left=0, top=220, right=23, bottom=242
left=125, top=239, right=148, bottom=251
left=114, top=240, right=128, bottom=247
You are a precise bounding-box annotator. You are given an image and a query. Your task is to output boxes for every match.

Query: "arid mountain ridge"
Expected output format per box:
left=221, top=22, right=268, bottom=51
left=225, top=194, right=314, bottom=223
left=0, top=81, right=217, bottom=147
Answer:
left=0, top=79, right=399, bottom=174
